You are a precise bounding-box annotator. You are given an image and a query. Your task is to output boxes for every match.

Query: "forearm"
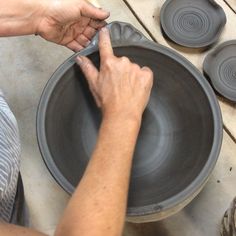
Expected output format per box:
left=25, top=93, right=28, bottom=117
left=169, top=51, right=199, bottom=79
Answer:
left=0, top=0, right=44, bottom=36
left=55, top=116, right=141, bottom=236
left=0, top=223, right=48, bottom=236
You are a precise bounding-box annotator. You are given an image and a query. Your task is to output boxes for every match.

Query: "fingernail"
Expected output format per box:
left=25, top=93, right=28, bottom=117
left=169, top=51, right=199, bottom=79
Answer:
left=76, top=56, right=83, bottom=65
left=99, top=8, right=110, bottom=14
left=105, top=10, right=110, bottom=15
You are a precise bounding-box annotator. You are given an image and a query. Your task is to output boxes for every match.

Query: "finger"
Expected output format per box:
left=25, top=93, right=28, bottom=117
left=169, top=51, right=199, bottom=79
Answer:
left=83, top=26, right=96, bottom=40
left=132, top=63, right=141, bottom=71
left=90, top=88, right=101, bottom=107
left=76, top=56, right=99, bottom=85
left=141, top=66, right=154, bottom=89
left=66, top=40, right=84, bottom=52
left=73, top=20, right=89, bottom=35
left=99, top=27, right=113, bottom=60
left=89, top=19, right=107, bottom=29
left=141, top=66, right=153, bottom=74
left=77, top=17, right=90, bottom=30
left=75, top=34, right=91, bottom=47
left=76, top=56, right=101, bottom=107
left=81, top=1, right=110, bottom=20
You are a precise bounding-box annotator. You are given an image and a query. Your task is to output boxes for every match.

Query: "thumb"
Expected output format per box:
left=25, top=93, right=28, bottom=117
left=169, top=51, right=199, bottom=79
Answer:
left=81, top=1, right=110, bottom=20
left=76, top=56, right=99, bottom=84
left=76, top=56, right=101, bottom=106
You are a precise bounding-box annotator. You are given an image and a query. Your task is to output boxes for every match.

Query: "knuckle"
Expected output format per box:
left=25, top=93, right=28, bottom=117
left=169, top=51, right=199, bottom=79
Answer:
left=149, top=77, right=154, bottom=87
left=120, top=56, right=130, bottom=64
left=142, top=67, right=154, bottom=78
left=147, top=76, right=154, bottom=89
left=83, top=61, right=91, bottom=70
left=139, top=71, right=154, bottom=89
left=145, top=72, right=153, bottom=83
left=132, top=63, right=141, bottom=71
left=103, top=58, right=113, bottom=68
left=142, top=66, right=152, bottom=73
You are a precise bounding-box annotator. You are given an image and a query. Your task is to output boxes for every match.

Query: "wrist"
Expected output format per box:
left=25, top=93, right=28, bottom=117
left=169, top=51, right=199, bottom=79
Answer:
left=100, top=112, right=142, bottom=154
left=102, top=112, right=142, bottom=128
left=33, top=1, right=48, bottom=35
left=0, top=0, right=45, bottom=36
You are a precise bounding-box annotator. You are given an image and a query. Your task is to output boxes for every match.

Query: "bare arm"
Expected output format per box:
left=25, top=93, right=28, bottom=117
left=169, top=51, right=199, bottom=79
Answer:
left=55, top=28, right=153, bottom=236
left=55, top=115, right=140, bottom=236
left=0, top=223, right=48, bottom=236
left=0, top=20, right=152, bottom=236
left=0, top=0, right=43, bottom=36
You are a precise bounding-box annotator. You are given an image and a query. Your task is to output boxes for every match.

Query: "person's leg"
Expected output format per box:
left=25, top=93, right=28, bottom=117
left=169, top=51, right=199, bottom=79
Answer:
left=0, top=90, right=21, bottom=223
left=221, top=197, right=236, bottom=236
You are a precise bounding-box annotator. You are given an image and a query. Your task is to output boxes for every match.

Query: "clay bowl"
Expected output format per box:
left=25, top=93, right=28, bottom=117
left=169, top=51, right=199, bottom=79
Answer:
left=37, top=22, right=222, bottom=223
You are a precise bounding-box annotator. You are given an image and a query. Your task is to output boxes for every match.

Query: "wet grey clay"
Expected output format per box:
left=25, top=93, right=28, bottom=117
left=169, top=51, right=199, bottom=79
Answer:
left=160, top=0, right=226, bottom=48
left=37, top=22, right=223, bottom=223
left=204, top=40, right=236, bottom=102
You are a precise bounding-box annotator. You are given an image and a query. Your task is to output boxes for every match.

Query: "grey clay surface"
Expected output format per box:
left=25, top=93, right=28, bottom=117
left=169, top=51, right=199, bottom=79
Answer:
left=204, top=40, right=236, bottom=102
left=160, top=0, right=226, bottom=48
left=37, top=22, right=223, bottom=222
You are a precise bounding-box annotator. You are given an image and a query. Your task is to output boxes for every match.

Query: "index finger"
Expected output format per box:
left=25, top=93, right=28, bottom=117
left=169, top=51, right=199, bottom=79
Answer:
left=99, top=27, right=114, bottom=60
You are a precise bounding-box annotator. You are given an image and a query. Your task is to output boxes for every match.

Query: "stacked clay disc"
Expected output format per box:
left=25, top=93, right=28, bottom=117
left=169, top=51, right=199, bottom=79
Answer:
left=160, top=0, right=226, bottom=48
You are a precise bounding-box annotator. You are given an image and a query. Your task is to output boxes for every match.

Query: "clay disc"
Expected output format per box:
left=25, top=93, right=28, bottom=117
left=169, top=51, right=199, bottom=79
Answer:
left=160, top=0, right=226, bottom=48
left=204, top=40, right=236, bottom=102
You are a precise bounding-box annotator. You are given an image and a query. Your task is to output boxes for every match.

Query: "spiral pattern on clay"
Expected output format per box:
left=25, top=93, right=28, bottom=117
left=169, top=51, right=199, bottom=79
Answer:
left=172, top=7, right=210, bottom=39
left=219, top=57, right=236, bottom=90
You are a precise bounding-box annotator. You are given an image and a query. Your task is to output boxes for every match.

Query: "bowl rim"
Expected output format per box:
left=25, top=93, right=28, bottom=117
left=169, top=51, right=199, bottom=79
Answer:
left=37, top=21, right=223, bottom=221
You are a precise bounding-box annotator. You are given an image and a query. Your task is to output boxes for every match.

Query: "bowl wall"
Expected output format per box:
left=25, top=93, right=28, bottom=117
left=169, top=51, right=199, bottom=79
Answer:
left=43, top=46, right=216, bottom=211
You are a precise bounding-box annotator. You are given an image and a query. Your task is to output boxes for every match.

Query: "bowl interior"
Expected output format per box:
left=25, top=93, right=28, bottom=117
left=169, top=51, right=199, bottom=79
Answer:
left=44, top=46, right=214, bottom=209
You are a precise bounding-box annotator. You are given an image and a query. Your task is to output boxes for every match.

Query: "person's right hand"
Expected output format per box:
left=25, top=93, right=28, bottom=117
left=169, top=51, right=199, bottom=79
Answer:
left=76, top=27, right=153, bottom=122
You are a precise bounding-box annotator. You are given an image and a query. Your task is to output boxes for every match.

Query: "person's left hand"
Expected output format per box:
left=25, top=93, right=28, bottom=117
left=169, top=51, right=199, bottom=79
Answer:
left=37, top=0, right=110, bottom=51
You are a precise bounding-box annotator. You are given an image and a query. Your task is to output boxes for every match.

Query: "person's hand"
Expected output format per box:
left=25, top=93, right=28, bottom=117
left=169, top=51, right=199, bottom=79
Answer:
left=37, top=0, right=110, bottom=51
left=76, top=27, right=153, bottom=122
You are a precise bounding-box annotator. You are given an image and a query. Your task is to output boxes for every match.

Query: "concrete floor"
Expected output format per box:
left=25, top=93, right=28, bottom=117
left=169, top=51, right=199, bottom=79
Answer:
left=1, top=35, right=236, bottom=236
left=0, top=35, right=72, bottom=234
